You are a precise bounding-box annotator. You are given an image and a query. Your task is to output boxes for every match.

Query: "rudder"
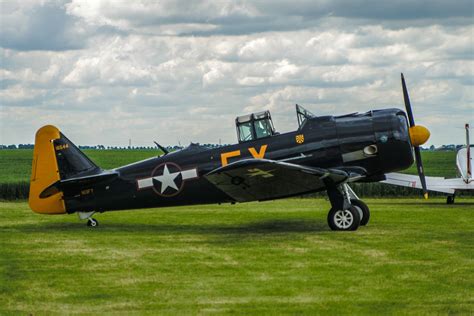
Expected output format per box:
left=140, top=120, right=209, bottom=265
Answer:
left=29, top=125, right=100, bottom=214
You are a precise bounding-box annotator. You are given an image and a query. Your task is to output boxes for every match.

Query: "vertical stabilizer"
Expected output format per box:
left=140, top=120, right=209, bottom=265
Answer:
left=29, top=125, right=101, bottom=214
left=466, top=123, right=471, bottom=181
left=456, top=123, right=472, bottom=183
left=29, top=125, right=66, bottom=214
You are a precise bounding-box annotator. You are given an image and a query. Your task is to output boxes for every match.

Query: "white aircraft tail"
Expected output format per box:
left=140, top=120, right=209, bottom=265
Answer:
left=456, top=123, right=472, bottom=183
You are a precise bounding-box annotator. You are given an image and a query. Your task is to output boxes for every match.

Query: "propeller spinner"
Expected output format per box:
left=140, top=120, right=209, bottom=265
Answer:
left=401, top=73, right=430, bottom=199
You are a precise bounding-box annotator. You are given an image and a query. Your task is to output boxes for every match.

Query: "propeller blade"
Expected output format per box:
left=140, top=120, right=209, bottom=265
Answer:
left=401, top=73, right=415, bottom=127
left=414, top=146, right=428, bottom=199
left=402, top=73, right=429, bottom=199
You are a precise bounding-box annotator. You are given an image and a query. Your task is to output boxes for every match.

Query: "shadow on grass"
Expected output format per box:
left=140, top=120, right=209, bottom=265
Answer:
left=368, top=200, right=474, bottom=207
left=12, top=218, right=329, bottom=236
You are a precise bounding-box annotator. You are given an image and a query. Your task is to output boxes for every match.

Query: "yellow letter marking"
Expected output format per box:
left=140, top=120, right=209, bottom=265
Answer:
left=221, top=150, right=241, bottom=166
left=248, top=145, right=267, bottom=159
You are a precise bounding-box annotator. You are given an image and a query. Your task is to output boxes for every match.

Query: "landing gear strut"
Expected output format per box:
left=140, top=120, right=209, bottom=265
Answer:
left=78, top=211, right=99, bottom=228
left=326, top=183, right=370, bottom=231
left=345, top=184, right=370, bottom=226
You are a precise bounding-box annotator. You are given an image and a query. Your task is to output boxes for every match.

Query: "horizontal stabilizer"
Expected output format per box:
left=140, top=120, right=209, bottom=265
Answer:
left=40, top=171, right=119, bottom=199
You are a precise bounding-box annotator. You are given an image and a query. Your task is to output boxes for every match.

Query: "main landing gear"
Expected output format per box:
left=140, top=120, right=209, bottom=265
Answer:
left=447, top=195, right=455, bottom=205
left=78, top=211, right=99, bottom=227
left=326, top=184, right=370, bottom=231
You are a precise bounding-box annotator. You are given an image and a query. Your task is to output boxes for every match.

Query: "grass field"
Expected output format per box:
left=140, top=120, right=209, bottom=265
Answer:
left=1, top=198, right=472, bottom=314
left=0, top=149, right=459, bottom=184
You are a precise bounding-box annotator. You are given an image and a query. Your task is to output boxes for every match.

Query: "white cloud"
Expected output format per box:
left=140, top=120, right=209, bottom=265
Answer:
left=0, top=1, right=472, bottom=147
left=62, top=36, right=154, bottom=86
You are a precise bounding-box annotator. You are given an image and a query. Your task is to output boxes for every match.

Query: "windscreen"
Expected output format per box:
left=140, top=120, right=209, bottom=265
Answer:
left=238, top=121, right=254, bottom=142
left=254, top=119, right=272, bottom=138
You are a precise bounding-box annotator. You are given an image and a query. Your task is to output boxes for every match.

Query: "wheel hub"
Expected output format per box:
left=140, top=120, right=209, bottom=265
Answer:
left=334, top=210, right=353, bottom=229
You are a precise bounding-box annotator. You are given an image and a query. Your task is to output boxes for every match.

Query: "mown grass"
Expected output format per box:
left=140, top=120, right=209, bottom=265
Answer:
left=0, top=198, right=473, bottom=314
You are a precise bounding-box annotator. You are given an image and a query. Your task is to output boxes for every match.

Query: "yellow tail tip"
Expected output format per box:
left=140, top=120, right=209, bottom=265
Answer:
left=29, top=125, right=66, bottom=214
left=424, top=193, right=429, bottom=200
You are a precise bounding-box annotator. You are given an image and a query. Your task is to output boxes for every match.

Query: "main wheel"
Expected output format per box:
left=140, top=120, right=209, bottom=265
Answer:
left=87, top=218, right=99, bottom=227
left=327, top=206, right=361, bottom=231
left=447, top=195, right=455, bottom=205
left=350, top=199, right=370, bottom=226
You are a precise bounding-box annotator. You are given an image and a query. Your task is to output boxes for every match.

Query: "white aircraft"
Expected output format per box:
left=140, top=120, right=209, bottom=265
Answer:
left=382, top=124, right=473, bottom=204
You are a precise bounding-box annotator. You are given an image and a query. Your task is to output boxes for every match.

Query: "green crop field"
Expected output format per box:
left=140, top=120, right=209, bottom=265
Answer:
left=0, top=198, right=472, bottom=314
left=0, top=149, right=462, bottom=199
left=0, top=149, right=160, bottom=184
left=403, top=151, right=457, bottom=177
left=0, top=149, right=459, bottom=184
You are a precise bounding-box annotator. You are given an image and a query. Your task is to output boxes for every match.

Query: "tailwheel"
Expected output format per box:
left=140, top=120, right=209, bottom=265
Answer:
left=350, top=199, right=370, bottom=226
left=87, top=218, right=99, bottom=227
left=327, top=206, right=361, bottom=231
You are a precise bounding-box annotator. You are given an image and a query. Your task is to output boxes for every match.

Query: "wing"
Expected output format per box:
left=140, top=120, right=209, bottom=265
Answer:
left=204, top=158, right=349, bottom=202
left=381, top=172, right=474, bottom=194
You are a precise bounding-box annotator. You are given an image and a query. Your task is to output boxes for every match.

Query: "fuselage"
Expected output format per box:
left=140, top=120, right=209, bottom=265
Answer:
left=64, top=108, right=413, bottom=213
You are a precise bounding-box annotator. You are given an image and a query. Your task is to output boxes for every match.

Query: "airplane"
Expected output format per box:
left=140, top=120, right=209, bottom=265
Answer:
left=382, top=123, right=473, bottom=204
left=28, top=74, right=430, bottom=231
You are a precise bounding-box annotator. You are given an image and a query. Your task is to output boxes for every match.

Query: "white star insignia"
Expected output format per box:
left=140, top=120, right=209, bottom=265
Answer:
left=136, top=164, right=199, bottom=196
left=154, top=164, right=180, bottom=193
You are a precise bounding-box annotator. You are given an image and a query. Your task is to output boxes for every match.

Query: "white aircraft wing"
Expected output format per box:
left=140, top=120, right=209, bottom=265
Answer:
left=382, top=173, right=474, bottom=195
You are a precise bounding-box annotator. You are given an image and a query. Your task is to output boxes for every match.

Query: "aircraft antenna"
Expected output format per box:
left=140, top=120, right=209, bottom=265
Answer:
left=154, top=141, right=169, bottom=155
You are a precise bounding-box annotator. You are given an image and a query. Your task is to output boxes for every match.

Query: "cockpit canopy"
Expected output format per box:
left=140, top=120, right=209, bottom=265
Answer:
left=235, top=105, right=315, bottom=143
left=296, top=104, right=315, bottom=127
left=236, top=111, right=276, bottom=143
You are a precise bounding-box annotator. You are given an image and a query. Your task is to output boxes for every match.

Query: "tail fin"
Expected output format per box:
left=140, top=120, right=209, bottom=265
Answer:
left=29, top=125, right=100, bottom=214
left=466, top=123, right=471, bottom=180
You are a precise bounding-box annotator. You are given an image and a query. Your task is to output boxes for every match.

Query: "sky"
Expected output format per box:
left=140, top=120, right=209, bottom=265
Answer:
left=0, top=0, right=473, bottom=147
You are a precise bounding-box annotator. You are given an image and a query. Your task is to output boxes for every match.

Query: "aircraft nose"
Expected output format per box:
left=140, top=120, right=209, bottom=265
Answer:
left=409, top=125, right=430, bottom=147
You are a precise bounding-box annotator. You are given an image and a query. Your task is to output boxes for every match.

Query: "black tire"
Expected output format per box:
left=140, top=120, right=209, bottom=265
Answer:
left=351, top=199, right=370, bottom=226
left=327, top=206, right=361, bottom=231
left=446, top=195, right=455, bottom=205
left=87, top=218, right=99, bottom=227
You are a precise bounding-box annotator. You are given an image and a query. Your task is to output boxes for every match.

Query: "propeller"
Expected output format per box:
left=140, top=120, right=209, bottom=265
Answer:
left=401, top=73, right=430, bottom=199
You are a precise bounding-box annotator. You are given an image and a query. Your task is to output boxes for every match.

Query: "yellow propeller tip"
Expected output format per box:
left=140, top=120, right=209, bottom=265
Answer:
left=424, top=193, right=429, bottom=200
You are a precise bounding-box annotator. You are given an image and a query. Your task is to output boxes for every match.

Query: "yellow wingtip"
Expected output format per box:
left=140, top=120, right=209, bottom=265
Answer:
left=424, top=193, right=429, bottom=200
